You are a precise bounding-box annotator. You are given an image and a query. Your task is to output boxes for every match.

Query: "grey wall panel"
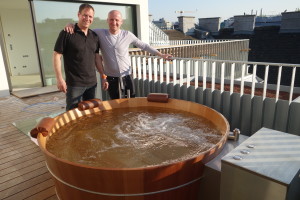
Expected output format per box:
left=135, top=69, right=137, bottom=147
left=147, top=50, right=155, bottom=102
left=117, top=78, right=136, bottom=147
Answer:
left=262, top=98, right=276, bottom=129
left=287, top=102, right=300, bottom=136
left=143, top=80, right=150, bottom=97
left=204, top=89, right=212, bottom=107
left=212, top=90, right=221, bottom=112
left=174, top=84, right=181, bottom=99
left=149, top=80, right=155, bottom=94
left=221, top=91, right=231, bottom=123
left=137, top=79, right=144, bottom=97
left=161, top=82, right=168, bottom=93
left=250, top=96, right=263, bottom=135
left=274, top=100, right=290, bottom=132
left=180, top=85, right=188, bottom=100
left=195, top=87, right=204, bottom=104
left=154, top=81, right=161, bottom=93
left=188, top=86, right=196, bottom=102
left=167, top=83, right=174, bottom=98
left=230, top=93, right=241, bottom=131
left=239, top=94, right=252, bottom=136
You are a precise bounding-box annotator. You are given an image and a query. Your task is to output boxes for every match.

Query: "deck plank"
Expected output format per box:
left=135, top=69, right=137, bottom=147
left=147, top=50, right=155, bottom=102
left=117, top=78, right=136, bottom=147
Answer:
left=3, top=179, right=55, bottom=200
left=0, top=167, right=50, bottom=191
left=0, top=152, right=44, bottom=173
left=0, top=93, right=63, bottom=200
left=0, top=149, right=40, bottom=166
left=1, top=159, right=46, bottom=183
left=0, top=173, right=53, bottom=199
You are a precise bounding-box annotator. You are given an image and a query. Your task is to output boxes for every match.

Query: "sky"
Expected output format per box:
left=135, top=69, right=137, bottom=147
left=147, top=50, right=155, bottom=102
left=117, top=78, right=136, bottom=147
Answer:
left=148, top=0, right=300, bottom=22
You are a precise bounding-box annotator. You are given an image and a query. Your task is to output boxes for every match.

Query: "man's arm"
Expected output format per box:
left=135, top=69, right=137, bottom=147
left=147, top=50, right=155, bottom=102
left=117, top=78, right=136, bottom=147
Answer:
left=95, top=53, right=108, bottom=90
left=53, top=51, right=67, bottom=93
left=130, top=32, right=172, bottom=60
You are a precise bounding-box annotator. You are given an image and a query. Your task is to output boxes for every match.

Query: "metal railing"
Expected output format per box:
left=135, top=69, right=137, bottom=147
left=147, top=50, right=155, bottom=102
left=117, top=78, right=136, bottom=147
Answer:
left=150, top=39, right=234, bottom=46
left=130, top=56, right=300, bottom=103
left=130, top=39, right=250, bottom=62
left=149, top=22, right=169, bottom=45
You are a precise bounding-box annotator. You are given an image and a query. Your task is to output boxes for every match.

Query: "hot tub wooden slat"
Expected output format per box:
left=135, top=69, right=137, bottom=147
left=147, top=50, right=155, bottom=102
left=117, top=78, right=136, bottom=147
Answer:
left=38, top=97, right=229, bottom=200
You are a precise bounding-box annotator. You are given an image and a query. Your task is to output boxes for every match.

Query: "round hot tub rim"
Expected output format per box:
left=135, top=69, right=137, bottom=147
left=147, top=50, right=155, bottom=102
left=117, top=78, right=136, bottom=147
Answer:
left=37, top=97, right=230, bottom=195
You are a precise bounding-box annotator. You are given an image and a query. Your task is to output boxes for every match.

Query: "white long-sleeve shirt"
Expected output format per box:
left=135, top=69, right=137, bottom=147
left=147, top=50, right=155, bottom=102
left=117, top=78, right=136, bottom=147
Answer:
left=93, top=29, right=159, bottom=77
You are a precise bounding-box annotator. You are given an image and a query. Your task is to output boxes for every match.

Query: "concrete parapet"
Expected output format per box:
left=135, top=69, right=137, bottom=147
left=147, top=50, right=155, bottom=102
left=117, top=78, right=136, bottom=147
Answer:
left=177, top=16, right=195, bottom=35
left=280, top=11, right=300, bottom=33
left=233, top=15, right=256, bottom=34
left=198, top=17, right=221, bottom=35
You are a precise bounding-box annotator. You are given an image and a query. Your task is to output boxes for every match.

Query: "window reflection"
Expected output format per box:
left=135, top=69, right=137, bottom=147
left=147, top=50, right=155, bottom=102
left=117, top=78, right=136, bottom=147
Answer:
left=31, top=0, right=135, bottom=85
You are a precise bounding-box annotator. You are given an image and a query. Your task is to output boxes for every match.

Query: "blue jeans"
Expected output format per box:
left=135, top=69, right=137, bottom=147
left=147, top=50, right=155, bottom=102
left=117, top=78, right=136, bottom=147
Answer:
left=66, top=84, right=97, bottom=111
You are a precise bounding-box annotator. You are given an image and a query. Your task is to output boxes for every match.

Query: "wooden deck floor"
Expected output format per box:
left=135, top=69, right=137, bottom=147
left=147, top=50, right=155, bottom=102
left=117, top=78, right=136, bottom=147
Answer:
left=0, top=92, right=66, bottom=200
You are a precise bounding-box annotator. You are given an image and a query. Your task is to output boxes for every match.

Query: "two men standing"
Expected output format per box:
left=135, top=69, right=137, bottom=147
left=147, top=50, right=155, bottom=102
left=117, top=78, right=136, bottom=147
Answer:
left=53, top=4, right=171, bottom=110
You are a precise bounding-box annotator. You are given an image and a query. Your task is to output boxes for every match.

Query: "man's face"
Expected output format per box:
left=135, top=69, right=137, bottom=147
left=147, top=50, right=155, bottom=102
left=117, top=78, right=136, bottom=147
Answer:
left=107, top=11, right=123, bottom=33
left=78, top=8, right=94, bottom=29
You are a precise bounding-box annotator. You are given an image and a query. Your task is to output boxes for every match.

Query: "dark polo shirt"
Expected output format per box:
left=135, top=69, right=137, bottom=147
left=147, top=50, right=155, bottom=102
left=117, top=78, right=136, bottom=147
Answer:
left=54, top=24, right=100, bottom=87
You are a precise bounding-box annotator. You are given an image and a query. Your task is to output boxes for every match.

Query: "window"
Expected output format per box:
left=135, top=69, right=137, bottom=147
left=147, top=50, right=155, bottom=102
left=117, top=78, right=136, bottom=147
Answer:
left=30, top=0, right=136, bottom=84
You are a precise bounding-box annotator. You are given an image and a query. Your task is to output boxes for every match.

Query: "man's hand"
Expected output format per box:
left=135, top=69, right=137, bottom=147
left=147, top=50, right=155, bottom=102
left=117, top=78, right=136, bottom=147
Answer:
left=157, top=52, right=173, bottom=61
left=101, top=79, right=109, bottom=90
left=161, top=54, right=173, bottom=61
left=56, top=78, right=67, bottom=93
left=64, top=23, right=75, bottom=34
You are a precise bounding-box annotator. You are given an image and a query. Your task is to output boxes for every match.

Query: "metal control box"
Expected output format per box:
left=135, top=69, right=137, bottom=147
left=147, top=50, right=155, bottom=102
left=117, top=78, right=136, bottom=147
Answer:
left=220, top=127, right=300, bottom=200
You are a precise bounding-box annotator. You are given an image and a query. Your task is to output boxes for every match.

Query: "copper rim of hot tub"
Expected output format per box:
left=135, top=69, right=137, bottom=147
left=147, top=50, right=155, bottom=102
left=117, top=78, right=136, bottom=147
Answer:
left=36, top=96, right=230, bottom=200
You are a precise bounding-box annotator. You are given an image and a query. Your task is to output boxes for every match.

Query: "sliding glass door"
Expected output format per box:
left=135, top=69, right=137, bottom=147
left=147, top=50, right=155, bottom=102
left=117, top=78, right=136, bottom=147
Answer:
left=30, top=0, right=136, bottom=86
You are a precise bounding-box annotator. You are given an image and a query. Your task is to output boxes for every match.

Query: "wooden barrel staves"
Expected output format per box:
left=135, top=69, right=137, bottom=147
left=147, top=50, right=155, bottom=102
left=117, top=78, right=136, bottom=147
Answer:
left=34, top=94, right=229, bottom=200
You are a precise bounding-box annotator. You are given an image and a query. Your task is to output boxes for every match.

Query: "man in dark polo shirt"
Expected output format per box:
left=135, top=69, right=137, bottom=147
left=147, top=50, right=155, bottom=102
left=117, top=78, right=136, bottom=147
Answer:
left=53, top=3, right=107, bottom=111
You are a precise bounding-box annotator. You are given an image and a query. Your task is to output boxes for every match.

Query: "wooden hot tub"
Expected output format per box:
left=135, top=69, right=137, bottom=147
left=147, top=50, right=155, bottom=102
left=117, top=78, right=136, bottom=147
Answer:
left=32, top=94, right=229, bottom=200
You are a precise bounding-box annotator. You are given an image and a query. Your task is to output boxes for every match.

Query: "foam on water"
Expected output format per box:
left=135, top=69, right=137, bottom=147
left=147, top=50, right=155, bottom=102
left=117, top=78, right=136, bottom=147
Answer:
left=46, top=107, right=223, bottom=168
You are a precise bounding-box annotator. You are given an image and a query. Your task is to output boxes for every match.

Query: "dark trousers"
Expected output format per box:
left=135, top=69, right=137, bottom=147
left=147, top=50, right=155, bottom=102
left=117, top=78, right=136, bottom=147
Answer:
left=107, top=75, right=136, bottom=100
left=66, top=84, right=97, bottom=111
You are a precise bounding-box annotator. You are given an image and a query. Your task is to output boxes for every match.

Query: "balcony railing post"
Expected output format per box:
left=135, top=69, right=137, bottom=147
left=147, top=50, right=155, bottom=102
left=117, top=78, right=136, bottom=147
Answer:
left=159, top=59, right=164, bottom=83
left=148, top=57, right=152, bottom=82
left=153, top=58, right=158, bottom=83
left=276, top=66, right=283, bottom=102
left=137, top=56, right=142, bottom=80
left=289, top=67, right=296, bottom=104
left=172, top=59, right=177, bottom=85
left=203, top=61, right=207, bottom=90
left=251, top=64, right=257, bottom=98
left=240, top=64, right=246, bottom=96
left=132, top=56, right=137, bottom=79
left=212, top=62, right=216, bottom=91
left=230, top=63, right=235, bottom=95
left=187, top=60, right=191, bottom=87
left=194, top=61, right=199, bottom=89
left=166, top=60, right=170, bottom=84
left=263, top=65, right=270, bottom=100
left=179, top=60, right=184, bottom=87
left=221, top=62, right=225, bottom=93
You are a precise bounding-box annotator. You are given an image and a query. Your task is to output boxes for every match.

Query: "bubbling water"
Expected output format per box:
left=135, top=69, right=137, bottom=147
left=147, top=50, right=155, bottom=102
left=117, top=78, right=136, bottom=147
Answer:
left=46, top=107, right=223, bottom=168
